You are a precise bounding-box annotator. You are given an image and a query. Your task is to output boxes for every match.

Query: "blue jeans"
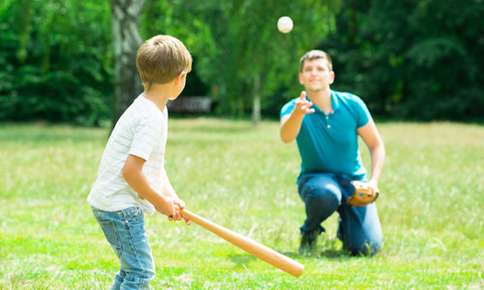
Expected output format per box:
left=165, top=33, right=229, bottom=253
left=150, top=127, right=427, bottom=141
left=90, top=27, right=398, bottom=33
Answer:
left=297, top=173, right=383, bottom=255
left=92, top=206, right=155, bottom=290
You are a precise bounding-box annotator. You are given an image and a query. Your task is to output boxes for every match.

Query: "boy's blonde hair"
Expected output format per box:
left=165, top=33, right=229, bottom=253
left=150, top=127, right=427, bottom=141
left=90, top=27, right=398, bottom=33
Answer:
left=136, top=35, right=192, bottom=85
left=299, top=50, right=333, bottom=72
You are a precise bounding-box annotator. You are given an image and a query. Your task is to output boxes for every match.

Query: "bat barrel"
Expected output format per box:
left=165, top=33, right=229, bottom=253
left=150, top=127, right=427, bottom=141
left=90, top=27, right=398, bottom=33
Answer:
left=182, top=209, right=304, bottom=277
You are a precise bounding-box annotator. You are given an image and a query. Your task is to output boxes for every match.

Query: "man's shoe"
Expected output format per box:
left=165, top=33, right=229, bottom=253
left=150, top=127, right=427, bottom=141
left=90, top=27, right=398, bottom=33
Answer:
left=298, top=231, right=319, bottom=255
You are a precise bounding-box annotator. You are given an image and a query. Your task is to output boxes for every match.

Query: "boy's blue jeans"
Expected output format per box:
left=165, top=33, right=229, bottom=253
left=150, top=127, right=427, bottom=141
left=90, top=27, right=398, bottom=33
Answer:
left=92, top=206, right=155, bottom=290
left=297, top=173, right=383, bottom=255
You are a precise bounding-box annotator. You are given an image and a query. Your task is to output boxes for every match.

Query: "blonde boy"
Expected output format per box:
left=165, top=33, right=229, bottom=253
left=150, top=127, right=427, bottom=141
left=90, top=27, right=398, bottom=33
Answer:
left=88, top=35, right=192, bottom=289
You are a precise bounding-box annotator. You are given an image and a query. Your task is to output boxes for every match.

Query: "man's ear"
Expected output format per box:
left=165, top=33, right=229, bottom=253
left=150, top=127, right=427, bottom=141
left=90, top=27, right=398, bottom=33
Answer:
left=298, top=72, right=304, bottom=85
left=328, top=71, right=335, bottom=85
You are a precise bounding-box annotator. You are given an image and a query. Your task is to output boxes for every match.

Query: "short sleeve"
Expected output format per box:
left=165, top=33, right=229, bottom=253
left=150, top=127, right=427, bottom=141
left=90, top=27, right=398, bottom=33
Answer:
left=129, top=115, right=162, bottom=160
left=352, top=95, right=371, bottom=128
left=280, top=100, right=296, bottom=119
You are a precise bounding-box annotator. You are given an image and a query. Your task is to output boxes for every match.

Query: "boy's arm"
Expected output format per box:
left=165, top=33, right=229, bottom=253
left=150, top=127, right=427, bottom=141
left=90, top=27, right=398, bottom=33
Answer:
left=122, top=155, right=181, bottom=219
left=160, top=168, right=178, bottom=198
left=357, top=119, right=385, bottom=189
left=160, top=168, right=185, bottom=208
left=160, top=168, right=189, bottom=223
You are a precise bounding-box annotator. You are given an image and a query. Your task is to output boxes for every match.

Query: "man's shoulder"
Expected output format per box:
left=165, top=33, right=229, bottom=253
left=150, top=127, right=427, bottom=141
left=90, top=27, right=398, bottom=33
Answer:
left=280, top=98, right=297, bottom=118
left=332, top=90, right=367, bottom=109
left=332, top=90, right=361, bottom=102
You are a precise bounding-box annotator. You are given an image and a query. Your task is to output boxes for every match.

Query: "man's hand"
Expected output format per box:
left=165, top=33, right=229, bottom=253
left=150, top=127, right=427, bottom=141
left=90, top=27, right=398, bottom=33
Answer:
left=347, top=180, right=380, bottom=207
left=293, top=91, right=315, bottom=116
left=280, top=91, right=314, bottom=143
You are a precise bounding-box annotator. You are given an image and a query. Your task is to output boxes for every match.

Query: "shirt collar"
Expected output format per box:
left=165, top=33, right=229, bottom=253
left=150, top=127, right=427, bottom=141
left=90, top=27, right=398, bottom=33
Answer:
left=304, top=90, right=340, bottom=113
left=330, top=90, right=340, bottom=112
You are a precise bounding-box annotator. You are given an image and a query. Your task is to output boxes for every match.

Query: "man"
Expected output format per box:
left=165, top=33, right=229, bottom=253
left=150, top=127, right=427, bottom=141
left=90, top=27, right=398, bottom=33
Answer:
left=280, top=50, right=385, bottom=256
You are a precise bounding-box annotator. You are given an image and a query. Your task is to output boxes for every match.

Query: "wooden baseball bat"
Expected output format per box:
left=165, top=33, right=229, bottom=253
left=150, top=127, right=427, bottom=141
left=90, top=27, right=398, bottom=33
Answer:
left=181, top=209, right=304, bottom=277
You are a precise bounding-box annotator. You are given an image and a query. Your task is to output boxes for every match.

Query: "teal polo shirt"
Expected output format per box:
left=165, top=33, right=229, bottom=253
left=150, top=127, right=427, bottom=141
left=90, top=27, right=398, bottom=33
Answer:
left=280, top=90, right=371, bottom=180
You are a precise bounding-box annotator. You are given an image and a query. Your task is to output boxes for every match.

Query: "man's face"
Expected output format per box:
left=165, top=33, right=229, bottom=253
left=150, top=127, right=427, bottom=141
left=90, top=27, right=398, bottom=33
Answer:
left=298, top=58, right=334, bottom=92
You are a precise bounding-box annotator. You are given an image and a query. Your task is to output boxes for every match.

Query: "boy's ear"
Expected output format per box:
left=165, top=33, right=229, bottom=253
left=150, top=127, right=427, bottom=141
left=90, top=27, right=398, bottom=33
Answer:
left=174, top=72, right=186, bottom=84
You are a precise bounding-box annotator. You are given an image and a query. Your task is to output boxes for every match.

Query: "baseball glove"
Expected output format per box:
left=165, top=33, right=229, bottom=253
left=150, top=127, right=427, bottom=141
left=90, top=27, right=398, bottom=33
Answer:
left=347, top=181, right=380, bottom=207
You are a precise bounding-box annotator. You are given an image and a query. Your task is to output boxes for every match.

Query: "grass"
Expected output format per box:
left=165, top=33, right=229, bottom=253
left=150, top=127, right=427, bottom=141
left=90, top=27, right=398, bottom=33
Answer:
left=0, top=119, right=482, bottom=289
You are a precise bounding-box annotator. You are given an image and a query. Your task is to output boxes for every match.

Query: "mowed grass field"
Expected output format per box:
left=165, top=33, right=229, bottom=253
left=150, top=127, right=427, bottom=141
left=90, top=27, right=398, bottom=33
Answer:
left=0, top=119, right=482, bottom=289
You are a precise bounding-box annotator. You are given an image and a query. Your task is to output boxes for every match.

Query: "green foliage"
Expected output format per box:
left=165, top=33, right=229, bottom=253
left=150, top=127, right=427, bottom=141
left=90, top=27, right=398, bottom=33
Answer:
left=0, top=0, right=482, bottom=123
left=320, top=0, right=484, bottom=120
left=141, top=0, right=340, bottom=116
left=0, top=121, right=483, bottom=288
left=0, top=0, right=112, bottom=125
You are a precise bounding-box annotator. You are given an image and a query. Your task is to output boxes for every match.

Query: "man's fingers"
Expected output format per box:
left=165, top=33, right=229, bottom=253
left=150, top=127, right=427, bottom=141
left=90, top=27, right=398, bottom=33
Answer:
left=300, top=105, right=315, bottom=114
left=299, top=91, right=306, bottom=100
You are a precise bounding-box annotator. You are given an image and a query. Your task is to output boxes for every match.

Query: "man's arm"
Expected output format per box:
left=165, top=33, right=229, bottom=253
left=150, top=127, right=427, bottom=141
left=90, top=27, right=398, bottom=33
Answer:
left=122, top=155, right=181, bottom=219
left=357, top=119, right=385, bottom=188
left=280, top=113, right=304, bottom=143
left=280, top=91, right=314, bottom=143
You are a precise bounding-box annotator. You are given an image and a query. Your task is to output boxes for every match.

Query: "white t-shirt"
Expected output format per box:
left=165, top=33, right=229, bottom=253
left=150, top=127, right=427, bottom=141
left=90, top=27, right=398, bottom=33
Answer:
left=88, top=94, right=168, bottom=214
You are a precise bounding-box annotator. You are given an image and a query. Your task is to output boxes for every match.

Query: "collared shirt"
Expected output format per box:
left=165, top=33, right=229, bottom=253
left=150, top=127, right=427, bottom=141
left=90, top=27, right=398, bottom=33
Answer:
left=280, top=90, right=371, bottom=180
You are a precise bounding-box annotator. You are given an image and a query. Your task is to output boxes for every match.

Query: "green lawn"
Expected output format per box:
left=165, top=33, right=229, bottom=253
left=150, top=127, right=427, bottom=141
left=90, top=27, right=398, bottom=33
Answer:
left=0, top=119, right=482, bottom=289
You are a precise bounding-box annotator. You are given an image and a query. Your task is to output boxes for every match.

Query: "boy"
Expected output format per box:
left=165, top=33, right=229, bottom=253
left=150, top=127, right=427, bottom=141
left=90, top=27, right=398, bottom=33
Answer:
left=280, top=50, right=385, bottom=256
left=88, top=35, right=192, bottom=289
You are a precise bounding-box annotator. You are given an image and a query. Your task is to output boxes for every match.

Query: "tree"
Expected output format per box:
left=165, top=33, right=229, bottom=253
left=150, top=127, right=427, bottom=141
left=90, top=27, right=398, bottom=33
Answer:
left=0, top=0, right=112, bottom=125
left=319, top=0, right=484, bottom=120
left=110, top=0, right=144, bottom=124
left=190, top=0, right=341, bottom=124
left=142, top=0, right=341, bottom=123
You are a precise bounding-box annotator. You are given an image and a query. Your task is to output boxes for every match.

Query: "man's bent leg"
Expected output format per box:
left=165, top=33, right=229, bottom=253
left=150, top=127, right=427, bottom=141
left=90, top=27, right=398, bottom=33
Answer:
left=298, top=173, right=342, bottom=236
left=337, top=202, right=383, bottom=256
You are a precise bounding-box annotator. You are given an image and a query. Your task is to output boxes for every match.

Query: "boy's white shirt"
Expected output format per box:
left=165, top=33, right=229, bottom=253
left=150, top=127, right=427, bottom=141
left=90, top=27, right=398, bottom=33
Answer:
left=88, top=93, right=168, bottom=214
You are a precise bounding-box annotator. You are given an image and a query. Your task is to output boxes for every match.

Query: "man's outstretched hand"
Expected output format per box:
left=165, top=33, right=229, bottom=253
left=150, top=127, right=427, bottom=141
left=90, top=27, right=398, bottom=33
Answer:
left=293, top=91, right=315, bottom=116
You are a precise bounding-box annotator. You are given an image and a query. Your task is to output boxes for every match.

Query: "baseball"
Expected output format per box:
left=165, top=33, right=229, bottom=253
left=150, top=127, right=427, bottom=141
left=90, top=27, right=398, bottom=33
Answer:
left=277, top=16, right=293, bottom=34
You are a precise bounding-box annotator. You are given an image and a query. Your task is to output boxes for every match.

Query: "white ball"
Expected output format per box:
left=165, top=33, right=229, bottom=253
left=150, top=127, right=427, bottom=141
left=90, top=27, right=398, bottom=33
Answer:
left=277, top=16, right=293, bottom=34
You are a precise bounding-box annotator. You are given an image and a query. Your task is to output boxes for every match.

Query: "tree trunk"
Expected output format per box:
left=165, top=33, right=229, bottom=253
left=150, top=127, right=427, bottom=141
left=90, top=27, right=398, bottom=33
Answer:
left=110, top=0, right=144, bottom=127
left=252, top=74, right=261, bottom=125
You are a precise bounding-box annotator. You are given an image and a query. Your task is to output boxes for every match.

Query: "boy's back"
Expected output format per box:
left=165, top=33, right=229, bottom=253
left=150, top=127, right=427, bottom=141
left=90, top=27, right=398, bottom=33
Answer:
left=89, top=34, right=192, bottom=289
left=88, top=94, right=168, bottom=213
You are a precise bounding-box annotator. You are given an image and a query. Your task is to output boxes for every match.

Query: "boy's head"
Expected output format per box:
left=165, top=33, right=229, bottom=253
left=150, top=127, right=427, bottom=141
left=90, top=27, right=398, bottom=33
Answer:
left=136, top=35, right=192, bottom=88
left=299, top=50, right=333, bottom=72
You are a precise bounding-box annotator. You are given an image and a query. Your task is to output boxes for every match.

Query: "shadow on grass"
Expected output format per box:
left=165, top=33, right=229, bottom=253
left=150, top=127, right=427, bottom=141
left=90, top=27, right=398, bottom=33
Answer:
left=222, top=239, right=354, bottom=269
left=228, top=253, right=257, bottom=268
left=279, top=249, right=350, bottom=260
left=279, top=239, right=353, bottom=260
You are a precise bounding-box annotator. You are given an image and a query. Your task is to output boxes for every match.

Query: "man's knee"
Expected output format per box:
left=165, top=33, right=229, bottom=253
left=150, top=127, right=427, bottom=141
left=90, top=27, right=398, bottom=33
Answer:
left=304, top=185, right=341, bottom=209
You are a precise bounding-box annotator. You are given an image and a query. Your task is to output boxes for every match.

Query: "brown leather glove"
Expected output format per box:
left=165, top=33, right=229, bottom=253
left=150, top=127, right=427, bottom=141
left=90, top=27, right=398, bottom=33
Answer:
left=347, top=181, right=379, bottom=207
